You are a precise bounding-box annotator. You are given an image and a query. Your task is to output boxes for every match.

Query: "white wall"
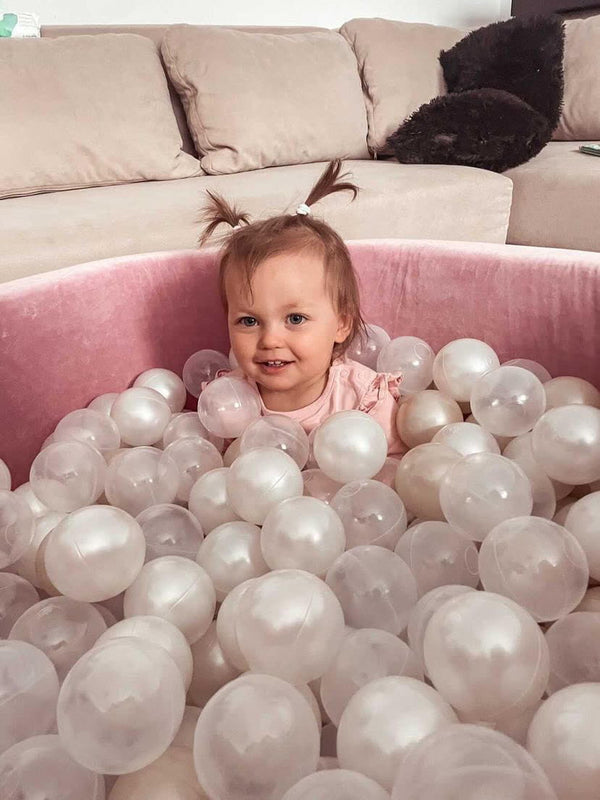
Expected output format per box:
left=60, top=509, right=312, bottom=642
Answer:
left=16, top=0, right=513, bottom=29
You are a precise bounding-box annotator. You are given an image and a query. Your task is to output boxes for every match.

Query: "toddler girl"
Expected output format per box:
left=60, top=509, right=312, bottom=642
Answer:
left=199, top=160, right=406, bottom=456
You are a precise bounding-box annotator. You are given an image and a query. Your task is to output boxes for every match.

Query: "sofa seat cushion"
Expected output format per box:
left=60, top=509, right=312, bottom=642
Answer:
left=505, top=141, right=600, bottom=251
left=0, top=161, right=512, bottom=283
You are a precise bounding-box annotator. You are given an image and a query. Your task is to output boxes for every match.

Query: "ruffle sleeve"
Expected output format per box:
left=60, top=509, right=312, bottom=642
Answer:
left=357, top=370, right=407, bottom=457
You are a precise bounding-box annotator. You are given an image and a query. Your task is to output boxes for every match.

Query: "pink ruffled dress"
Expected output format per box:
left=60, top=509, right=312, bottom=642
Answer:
left=211, top=355, right=407, bottom=457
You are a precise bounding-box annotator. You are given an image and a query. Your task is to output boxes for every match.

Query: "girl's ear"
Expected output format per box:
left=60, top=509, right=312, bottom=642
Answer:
left=334, top=314, right=353, bottom=344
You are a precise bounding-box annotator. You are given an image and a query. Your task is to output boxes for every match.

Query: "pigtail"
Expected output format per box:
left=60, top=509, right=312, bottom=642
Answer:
left=302, top=159, right=359, bottom=210
left=198, top=190, right=251, bottom=247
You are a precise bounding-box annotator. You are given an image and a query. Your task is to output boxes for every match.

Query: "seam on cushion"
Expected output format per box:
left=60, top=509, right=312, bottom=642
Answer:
left=0, top=173, right=201, bottom=202
left=161, top=32, right=209, bottom=157
left=340, top=24, right=376, bottom=156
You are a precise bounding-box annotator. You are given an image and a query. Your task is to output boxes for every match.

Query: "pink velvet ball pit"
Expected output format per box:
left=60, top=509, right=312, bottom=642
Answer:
left=1, top=240, right=600, bottom=487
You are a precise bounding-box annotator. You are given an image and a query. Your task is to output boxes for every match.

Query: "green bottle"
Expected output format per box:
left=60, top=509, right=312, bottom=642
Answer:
left=0, top=12, right=18, bottom=37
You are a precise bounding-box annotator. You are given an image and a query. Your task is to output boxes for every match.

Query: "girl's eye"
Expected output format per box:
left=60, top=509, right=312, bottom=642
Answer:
left=287, top=314, right=306, bottom=326
left=238, top=316, right=257, bottom=327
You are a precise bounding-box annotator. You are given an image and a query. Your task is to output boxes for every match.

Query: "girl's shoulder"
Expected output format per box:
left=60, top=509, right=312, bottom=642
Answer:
left=330, top=355, right=403, bottom=405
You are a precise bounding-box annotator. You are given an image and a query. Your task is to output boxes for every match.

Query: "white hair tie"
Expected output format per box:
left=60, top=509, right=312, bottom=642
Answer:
left=296, top=203, right=311, bottom=216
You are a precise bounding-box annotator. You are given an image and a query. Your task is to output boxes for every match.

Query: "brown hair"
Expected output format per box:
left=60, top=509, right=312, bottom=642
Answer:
left=198, top=159, right=367, bottom=357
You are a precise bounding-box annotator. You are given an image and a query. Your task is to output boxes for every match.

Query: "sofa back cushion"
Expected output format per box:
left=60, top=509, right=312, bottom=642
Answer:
left=340, top=18, right=464, bottom=154
left=0, top=33, right=202, bottom=200
left=553, top=16, right=600, bottom=139
left=161, top=25, right=369, bottom=174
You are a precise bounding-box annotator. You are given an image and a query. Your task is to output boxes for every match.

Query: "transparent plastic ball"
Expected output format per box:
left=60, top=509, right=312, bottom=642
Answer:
left=432, top=339, right=500, bottom=402
left=503, top=358, right=552, bottom=384
left=432, top=421, right=500, bottom=456
left=396, top=390, right=463, bottom=448
left=229, top=348, right=239, bottom=369
left=391, top=723, right=557, bottom=800
left=0, top=573, right=39, bottom=638
left=104, top=447, right=179, bottom=516
left=222, top=437, right=242, bottom=466
left=325, top=545, right=418, bottom=635
left=123, top=555, right=216, bottom=644
left=136, top=503, right=204, bottom=562
left=439, top=452, right=533, bottom=541
left=346, top=324, right=391, bottom=370
left=575, top=585, right=600, bottom=612
left=187, top=621, right=241, bottom=707
left=53, top=408, right=121, bottom=454
left=9, top=596, right=107, bottom=682
left=30, top=441, right=106, bottom=513
left=545, top=612, right=600, bottom=694
left=110, top=387, right=172, bottom=446
left=563, top=493, right=600, bottom=573
left=0, top=734, right=105, bottom=800
left=95, top=614, right=193, bottom=690
left=394, top=443, right=462, bottom=520
left=240, top=414, right=310, bottom=469
left=302, top=469, right=342, bottom=504
left=531, top=405, right=600, bottom=484
left=0, top=457, right=12, bottom=490
left=407, top=585, right=476, bottom=674
left=226, top=447, right=303, bottom=525
left=197, top=376, right=262, bottom=438
left=87, top=391, right=119, bottom=416
left=377, top=336, right=435, bottom=394
left=188, top=467, right=241, bottom=533
left=260, top=496, right=345, bottom=575
left=162, top=411, right=224, bottom=451
left=196, top=520, right=268, bottom=600
left=133, top=368, right=187, bottom=413
left=193, top=673, right=319, bottom=800
left=330, top=479, right=407, bottom=550
left=0, top=639, right=59, bottom=753
left=183, top=349, right=231, bottom=398
left=57, top=637, right=185, bottom=774
left=173, top=705, right=202, bottom=750
left=43, top=505, right=146, bottom=602
left=320, top=627, right=423, bottom=726
left=282, top=768, right=390, bottom=800
left=13, top=511, right=66, bottom=587
left=0, top=489, right=34, bottom=569
left=395, top=521, right=479, bottom=596
left=215, top=579, right=255, bottom=670
left=313, top=411, right=388, bottom=483
left=236, top=569, right=345, bottom=684
left=478, top=516, right=588, bottom=621
left=163, top=436, right=223, bottom=502
left=502, top=433, right=560, bottom=519
left=337, top=676, right=457, bottom=791
left=108, top=745, right=204, bottom=800
left=527, top=683, right=600, bottom=800
left=544, top=375, right=600, bottom=410
left=423, top=591, right=549, bottom=723
left=471, top=365, right=546, bottom=437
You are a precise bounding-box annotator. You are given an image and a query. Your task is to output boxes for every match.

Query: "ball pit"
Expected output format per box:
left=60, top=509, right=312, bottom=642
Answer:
left=2, top=241, right=600, bottom=799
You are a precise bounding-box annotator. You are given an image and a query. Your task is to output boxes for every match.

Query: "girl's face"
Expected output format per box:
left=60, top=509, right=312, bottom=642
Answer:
left=226, top=250, right=352, bottom=409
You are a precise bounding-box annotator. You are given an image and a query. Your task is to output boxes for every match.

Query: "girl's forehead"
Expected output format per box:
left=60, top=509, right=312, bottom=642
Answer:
left=226, top=252, right=331, bottom=307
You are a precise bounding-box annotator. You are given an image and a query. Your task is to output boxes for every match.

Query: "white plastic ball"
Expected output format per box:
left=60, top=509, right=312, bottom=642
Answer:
left=545, top=612, right=600, bottom=694
left=236, top=569, right=345, bottom=684
left=302, top=469, right=342, bottom=504
left=260, top=496, right=345, bottom=575
left=313, top=411, right=387, bottom=483
left=282, top=769, right=389, bottom=800
left=0, top=573, right=39, bottom=638
left=503, top=357, right=552, bottom=383
left=564, top=492, right=600, bottom=580
left=57, top=637, right=185, bottom=774
left=432, top=421, right=500, bottom=455
left=107, top=745, right=204, bottom=800
left=377, top=336, right=435, bottom=394
left=432, top=338, right=500, bottom=401
left=87, top=391, right=118, bottom=416
left=13, top=511, right=65, bottom=586
left=240, top=414, right=309, bottom=469
left=43, top=505, right=146, bottom=602
left=188, top=467, right=241, bottom=533
left=226, top=447, right=303, bottom=525
left=196, top=520, right=268, bottom=600
left=187, top=621, right=241, bottom=707
left=395, top=390, right=463, bottom=448
left=532, top=405, right=600, bottom=484
left=162, top=411, right=224, bottom=451
left=544, top=375, right=600, bottom=410
left=215, top=579, right=254, bottom=671
left=30, top=441, right=106, bottom=513
left=471, top=365, right=546, bottom=436
left=134, top=368, right=187, bottom=413
left=394, top=443, right=461, bottom=520
left=0, top=489, right=34, bottom=569
left=0, top=457, right=12, bottom=490
left=163, top=436, right=223, bottom=502
left=53, top=408, right=121, bottom=453
left=110, top=387, right=172, bottom=446
left=104, top=447, right=179, bottom=516
left=123, top=555, right=216, bottom=643
left=197, top=376, right=261, bottom=438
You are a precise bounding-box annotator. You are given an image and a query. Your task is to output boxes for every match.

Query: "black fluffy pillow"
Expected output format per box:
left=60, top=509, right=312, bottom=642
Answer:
left=386, top=88, right=551, bottom=173
left=439, top=14, right=565, bottom=131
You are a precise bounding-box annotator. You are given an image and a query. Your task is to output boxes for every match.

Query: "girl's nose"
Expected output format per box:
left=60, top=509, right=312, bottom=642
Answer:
left=258, top=324, right=284, bottom=349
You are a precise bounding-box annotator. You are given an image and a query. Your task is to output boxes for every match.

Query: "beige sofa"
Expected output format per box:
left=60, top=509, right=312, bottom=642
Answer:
left=0, top=17, right=598, bottom=283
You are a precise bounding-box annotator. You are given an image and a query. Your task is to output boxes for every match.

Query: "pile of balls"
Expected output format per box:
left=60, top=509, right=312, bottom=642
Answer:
left=2, top=323, right=600, bottom=800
